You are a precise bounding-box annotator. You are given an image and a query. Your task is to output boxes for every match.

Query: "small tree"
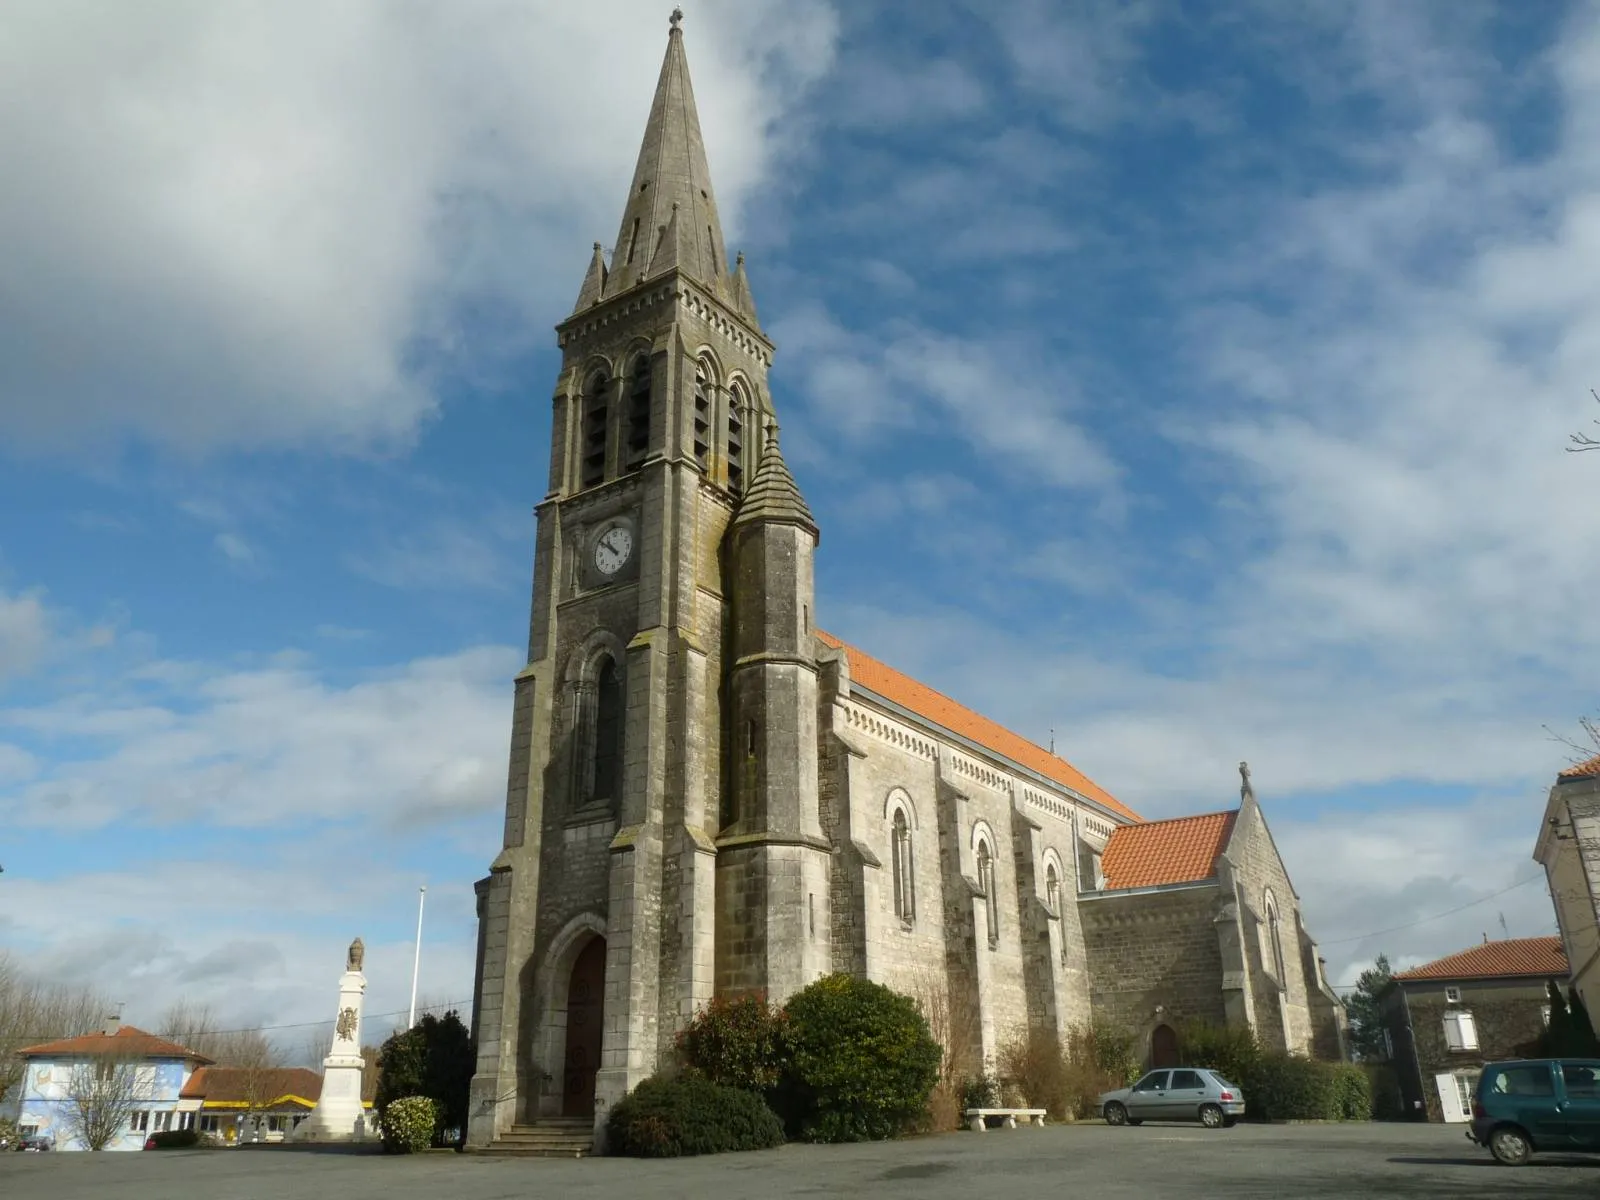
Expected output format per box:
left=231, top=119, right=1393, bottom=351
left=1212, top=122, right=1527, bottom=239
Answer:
left=1344, top=955, right=1393, bottom=1061
left=676, top=993, right=785, bottom=1092
left=375, top=1012, right=473, bottom=1146
left=62, top=1058, right=146, bottom=1150
left=1567, top=987, right=1600, bottom=1054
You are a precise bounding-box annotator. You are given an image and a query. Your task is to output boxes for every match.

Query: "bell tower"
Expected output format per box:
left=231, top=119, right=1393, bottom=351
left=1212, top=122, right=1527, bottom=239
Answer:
left=467, top=9, right=783, bottom=1150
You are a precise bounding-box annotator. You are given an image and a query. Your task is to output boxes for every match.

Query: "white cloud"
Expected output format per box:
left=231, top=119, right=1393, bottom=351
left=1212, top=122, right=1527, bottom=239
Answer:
left=0, top=589, right=52, bottom=685
left=347, top=513, right=528, bottom=592
left=0, top=0, right=838, bottom=457
left=0, top=643, right=519, bottom=830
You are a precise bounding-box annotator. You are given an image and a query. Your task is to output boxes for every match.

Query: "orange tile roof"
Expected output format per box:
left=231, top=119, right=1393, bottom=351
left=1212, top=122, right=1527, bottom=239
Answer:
left=817, top=630, right=1139, bottom=821
left=18, top=1024, right=213, bottom=1063
left=1393, top=936, right=1569, bottom=982
left=1098, top=810, right=1236, bottom=889
left=181, top=1066, right=324, bottom=1107
left=1559, top=753, right=1600, bottom=780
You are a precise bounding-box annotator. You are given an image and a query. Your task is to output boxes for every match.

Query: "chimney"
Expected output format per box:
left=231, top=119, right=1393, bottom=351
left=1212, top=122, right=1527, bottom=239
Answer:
left=103, top=1009, right=122, bottom=1037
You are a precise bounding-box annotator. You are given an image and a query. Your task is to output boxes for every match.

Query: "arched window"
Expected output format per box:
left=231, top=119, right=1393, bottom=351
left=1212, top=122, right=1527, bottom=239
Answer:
left=692, top=359, right=713, bottom=469
left=1046, top=862, right=1060, bottom=914
left=1264, top=890, right=1285, bottom=983
left=591, top=657, right=624, bottom=808
left=726, top=385, right=746, bottom=496
left=891, top=808, right=914, bottom=925
left=976, top=838, right=999, bottom=948
left=581, top=372, right=610, bottom=490
left=624, top=356, right=652, bottom=471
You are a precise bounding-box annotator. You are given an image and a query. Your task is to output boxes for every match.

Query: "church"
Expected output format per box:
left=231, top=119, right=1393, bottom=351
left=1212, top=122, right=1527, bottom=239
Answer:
left=466, top=12, right=1345, bottom=1151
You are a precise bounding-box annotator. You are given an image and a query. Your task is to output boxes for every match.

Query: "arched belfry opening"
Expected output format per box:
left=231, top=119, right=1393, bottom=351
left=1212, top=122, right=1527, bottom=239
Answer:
left=591, top=657, right=624, bottom=810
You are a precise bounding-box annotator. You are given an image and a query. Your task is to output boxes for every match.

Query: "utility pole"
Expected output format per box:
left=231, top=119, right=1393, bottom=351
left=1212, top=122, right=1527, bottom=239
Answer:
left=408, top=885, right=426, bottom=1029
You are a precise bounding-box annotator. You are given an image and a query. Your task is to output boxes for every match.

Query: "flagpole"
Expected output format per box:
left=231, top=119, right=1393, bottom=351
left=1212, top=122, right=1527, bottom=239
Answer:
left=408, top=885, right=426, bottom=1029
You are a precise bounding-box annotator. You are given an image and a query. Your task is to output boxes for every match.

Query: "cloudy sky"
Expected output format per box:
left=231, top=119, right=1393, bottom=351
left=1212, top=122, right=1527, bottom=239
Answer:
left=2, top=0, right=1597, bottom=1048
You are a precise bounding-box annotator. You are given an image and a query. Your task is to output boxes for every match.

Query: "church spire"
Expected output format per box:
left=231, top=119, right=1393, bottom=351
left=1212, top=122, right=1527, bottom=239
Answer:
left=602, top=9, right=730, bottom=299
left=734, top=421, right=817, bottom=539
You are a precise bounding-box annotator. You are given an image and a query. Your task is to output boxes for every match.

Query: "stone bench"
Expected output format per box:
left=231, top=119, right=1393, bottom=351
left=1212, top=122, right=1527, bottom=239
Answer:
left=964, top=1108, right=1047, bottom=1131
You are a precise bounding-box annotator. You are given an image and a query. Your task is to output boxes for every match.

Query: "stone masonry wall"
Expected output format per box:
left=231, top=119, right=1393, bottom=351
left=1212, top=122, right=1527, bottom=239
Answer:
left=1223, top=802, right=1316, bottom=1054
left=1401, top=978, right=1557, bottom=1122
left=1080, top=884, right=1228, bottom=1053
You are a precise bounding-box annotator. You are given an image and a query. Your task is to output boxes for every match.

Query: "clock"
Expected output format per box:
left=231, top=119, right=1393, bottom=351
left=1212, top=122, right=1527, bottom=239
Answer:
left=593, top=525, right=633, bottom=577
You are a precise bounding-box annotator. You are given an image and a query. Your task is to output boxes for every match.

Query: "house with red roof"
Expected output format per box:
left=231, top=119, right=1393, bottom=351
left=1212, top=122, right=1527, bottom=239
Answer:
left=1534, top=754, right=1600, bottom=1043
left=14, top=1017, right=211, bottom=1150
left=1077, top=767, right=1347, bottom=1068
left=1378, top=936, right=1570, bottom=1123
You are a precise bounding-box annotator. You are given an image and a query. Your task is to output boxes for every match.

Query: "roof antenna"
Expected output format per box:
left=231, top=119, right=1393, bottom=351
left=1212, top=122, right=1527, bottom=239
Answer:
left=1049, top=728, right=1055, bottom=755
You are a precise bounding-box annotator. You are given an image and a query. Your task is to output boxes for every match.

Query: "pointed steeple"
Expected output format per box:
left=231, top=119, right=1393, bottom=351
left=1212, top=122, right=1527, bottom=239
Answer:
left=729, top=252, right=758, bottom=323
left=734, top=421, right=817, bottom=539
left=603, top=9, right=730, bottom=298
left=572, top=242, right=608, bottom=313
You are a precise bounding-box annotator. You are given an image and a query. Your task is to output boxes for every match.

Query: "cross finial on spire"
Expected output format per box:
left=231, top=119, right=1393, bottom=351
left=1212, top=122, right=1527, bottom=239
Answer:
left=1239, top=761, right=1254, bottom=803
left=670, top=7, right=683, bottom=30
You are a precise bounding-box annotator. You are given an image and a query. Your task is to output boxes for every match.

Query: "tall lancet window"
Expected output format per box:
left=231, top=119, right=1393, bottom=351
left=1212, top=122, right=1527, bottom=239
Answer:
left=581, top=372, right=610, bottom=490
left=891, top=808, right=914, bottom=925
left=693, top=359, right=713, bottom=469
left=625, top=356, right=652, bottom=471
left=1045, top=862, right=1060, bottom=914
left=591, top=657, right=624, bottom=809
left=726, top=385, right=746, bottom=496
left=976, top=838, right=999, bottom=948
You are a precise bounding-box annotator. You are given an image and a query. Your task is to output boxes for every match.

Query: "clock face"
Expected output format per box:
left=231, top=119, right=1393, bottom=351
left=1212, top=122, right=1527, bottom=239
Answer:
left=594, top=525, right=633, bottom=576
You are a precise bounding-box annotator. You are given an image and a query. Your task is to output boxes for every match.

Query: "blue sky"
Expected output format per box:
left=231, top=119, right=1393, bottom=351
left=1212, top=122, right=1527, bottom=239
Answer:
left=2, top=0, right=1597, bottom=1045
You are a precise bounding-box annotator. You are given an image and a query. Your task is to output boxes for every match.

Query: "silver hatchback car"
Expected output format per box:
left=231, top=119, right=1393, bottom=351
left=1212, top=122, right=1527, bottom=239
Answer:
left=1100, top=1067, right=1246, bottom=1129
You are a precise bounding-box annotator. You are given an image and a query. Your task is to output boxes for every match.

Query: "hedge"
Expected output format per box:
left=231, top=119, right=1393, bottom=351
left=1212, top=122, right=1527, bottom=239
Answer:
left=1178, top=1020, right=1370, bottom=1122
left=606, top=1074, right=785, bottom=1157
left=144, top=1129, right=200, bottom=1149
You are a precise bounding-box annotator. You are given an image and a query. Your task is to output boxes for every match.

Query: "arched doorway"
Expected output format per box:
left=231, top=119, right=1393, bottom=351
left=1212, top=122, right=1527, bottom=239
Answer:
left=1150, top=1023, right=1179, bottom=1068
left=562, top=937, right=607, bottom=1117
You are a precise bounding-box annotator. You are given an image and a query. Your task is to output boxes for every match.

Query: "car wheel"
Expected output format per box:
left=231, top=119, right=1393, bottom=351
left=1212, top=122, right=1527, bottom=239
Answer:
left=1103, top=1102, right=1128, bottom=1126
left=1199, top=1104, right=1224, bottom=1129
left=1489, top=1127, right=1532, bottom=1166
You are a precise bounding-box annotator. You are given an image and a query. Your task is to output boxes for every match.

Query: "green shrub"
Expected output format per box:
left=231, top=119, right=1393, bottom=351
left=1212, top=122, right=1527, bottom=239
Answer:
left=1089, top=1025, right=1141, bottom=1089
left=606, top=1074, right=785, bottom=1157
left=778, top=973, right=942, bottom=1142
left=677, top=993, right=786, bottom=1093
left=1241, top=1053, right=1337, bottom=1121
left=144, top=1129, right=199, bottom=1149
left=1178, top=1019, right=1262, bottom=1088
left=1330, top=1063, right=1372, bottom=1120
left=375, top=1011, right=473, bottom=1147
left=1060, top=1025, right=1140, bottom=1120
left=380, top=1095, right=437, bottom=1154
left=959, top=1074, right=998, bottom=1111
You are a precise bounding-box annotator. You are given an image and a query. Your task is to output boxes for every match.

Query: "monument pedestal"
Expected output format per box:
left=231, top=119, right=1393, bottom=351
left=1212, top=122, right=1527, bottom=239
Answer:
left=295, top=940, right=373, bottom=1143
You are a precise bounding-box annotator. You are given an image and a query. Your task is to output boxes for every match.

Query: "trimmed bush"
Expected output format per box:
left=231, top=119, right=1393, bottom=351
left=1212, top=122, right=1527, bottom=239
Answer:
left=1241, top=1053, right=1338, bottom=1121
left=375, top=1011, right=473, bottom=1147
left=777, top=973, right=942, bottom=1142
left=145, top=1129, right=199, bottom=1149
left=677, top=993, right=786, bottom=1093
left=380, top=1095, right=437, bottom=1154
left=606, top=1074, right=785, bottom=1157
left=1178, top=1019, right=1262, bottom=1089
left=1330, top=1063, right=1372, bottom=1121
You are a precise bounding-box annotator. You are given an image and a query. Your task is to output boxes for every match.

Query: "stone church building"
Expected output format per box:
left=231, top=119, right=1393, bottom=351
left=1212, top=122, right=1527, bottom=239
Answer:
left=466, top=13, right=1345, bottom=1150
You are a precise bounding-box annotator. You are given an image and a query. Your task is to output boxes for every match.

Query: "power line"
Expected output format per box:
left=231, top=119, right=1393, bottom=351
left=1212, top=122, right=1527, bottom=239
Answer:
left=2, top=999, right=473, bottom=1046
left=1318, top=872, right=1547, bottom=951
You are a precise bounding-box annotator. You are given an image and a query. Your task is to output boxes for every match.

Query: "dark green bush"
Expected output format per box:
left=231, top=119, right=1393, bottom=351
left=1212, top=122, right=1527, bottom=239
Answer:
left=606, top=1074, right=785, bottom=1157
left=1364, top=1063, right=1406, bottom=1121
left=677, top=993, right=786, bottom=1093
left=145, top=1129, right=200, bottom=1149
left=778, top=973, right=942, bottom=1142
left=1178, top=1020, right=1262, bottom=1088
left=375, top=1011, right=473, bottom=1147
left=1241, top=1053, right=1338, bottom=1121
left=960, top=1074, right=998, bottom=1111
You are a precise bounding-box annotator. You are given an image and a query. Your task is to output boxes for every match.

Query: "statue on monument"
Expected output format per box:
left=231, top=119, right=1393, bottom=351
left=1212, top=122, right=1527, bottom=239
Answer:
left=347, top=937, right=365, bottom=973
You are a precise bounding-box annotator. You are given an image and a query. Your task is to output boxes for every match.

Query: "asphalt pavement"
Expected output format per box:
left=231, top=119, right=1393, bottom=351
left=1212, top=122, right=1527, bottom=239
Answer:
left=3, top=1120, right=1597, bottom=1199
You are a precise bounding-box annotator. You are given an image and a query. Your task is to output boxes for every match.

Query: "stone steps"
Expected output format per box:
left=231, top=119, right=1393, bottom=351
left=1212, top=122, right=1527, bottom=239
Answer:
left=477, top=1120, right=595, bottom=1158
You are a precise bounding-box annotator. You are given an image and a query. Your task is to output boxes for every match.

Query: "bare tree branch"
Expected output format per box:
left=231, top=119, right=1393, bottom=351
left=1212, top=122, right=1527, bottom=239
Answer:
left=0, top=954, right=109, bottom=1107
left=1567, top=389, right=1600, bottom=452
left=62, top=1056, right=147, bottom=1151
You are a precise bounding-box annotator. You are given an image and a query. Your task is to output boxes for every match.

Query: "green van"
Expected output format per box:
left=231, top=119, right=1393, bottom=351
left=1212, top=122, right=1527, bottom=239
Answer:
left=1466, top=1058, right=1600, bottom=1165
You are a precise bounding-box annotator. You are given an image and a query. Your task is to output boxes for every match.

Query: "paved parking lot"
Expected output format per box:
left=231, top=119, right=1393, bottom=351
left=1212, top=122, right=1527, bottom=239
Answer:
left=2, top=1121, right=1597, bottom=1199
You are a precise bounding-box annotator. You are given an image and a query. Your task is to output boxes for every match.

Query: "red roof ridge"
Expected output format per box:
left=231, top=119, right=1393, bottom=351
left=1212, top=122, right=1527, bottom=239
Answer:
left=1392, top=935, right=1569, bottom=982
left=816, top=630, right=1139, bottom=822
left=1558, top=752, right=1600, bottom=780
left=18, top=1024, right=213, bottom=1063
